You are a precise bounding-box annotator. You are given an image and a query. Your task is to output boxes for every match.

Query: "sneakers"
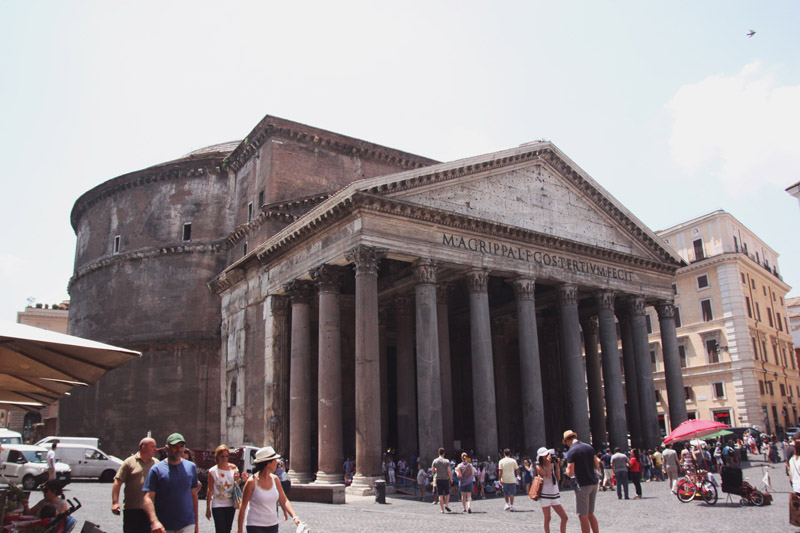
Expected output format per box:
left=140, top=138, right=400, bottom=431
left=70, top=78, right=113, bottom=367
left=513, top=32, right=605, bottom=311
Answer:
left=504, top=503, right=510, bottom=511
left=509, top=505, right=515, bottom=512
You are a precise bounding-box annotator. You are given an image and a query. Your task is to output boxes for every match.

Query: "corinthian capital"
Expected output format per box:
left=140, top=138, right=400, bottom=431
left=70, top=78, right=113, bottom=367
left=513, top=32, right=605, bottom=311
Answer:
left=510, top=277, right=536, bottom=301
left=413, top=259, right=438, bottom=285
left=310, top=264, right=345, bottom=293
left=628, top=296, right=647, bottom=317
left=465, top=268, right=490, bottom=293
left=557, top=284, right=578, bottom=306
left=346, top=245, right=387, bottom=277
left=655, top=301, right=675, bottom=320
left=595, top=290, right=616, bottom=311
left=283, top=279, right=315, bottom=304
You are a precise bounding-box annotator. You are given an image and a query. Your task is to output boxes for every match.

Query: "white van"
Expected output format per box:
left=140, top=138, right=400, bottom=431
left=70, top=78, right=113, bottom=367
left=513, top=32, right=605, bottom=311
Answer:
left=0, top=444, right=71, bottom=489
left=52, top=443, right=122, bottom=482
left=36, top=436, right=100, bottom=449
left=0, top=428, right=23, bottom=445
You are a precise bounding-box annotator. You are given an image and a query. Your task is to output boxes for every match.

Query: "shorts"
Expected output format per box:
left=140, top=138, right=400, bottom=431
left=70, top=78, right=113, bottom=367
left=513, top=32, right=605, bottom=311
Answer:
left=502, top=483, right=516, bottom=496
left=459, top=482, right=473, bottom=494
left=539, top=496, right=561, bottom=508
left=574, top=484, right=598, bottom=516
left=436, top=479, right=450, bottom=495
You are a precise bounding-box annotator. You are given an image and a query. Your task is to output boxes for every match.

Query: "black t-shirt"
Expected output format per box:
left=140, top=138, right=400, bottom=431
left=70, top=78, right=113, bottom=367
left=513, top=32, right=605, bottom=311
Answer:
left=566, top=441, right=597, bottom=487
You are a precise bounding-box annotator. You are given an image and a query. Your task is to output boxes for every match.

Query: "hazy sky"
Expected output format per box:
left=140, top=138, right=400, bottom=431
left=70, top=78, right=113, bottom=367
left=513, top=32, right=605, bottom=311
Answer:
left=1, top=1, right=799, bottom=323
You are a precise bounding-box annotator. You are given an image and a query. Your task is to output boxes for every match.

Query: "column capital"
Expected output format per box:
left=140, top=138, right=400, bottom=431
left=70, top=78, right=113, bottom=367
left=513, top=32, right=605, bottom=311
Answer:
left=269, top=294, right=288, bottom=316
left=310, top=264, right=345, bottom=293
left=595, top=290, right=616, bottom=311
left=510, top=277, right=536, bottom=301
left=557, top=283, right=578, bottom=306
left=284, top=279, right=315, bottom=304
left=465, top=268, right=490, bottom=293
left=655, top=300, right=676, bottom=319
left=347, top=245, right=387, bottom=277
left=628, top=296, right=647, bottom=317
left=413, top=259, right=438, bottom=285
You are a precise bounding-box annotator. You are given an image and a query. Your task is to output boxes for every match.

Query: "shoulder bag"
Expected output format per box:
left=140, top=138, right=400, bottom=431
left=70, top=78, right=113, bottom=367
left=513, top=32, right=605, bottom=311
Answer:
left=528, top=474, right=544, bottom=500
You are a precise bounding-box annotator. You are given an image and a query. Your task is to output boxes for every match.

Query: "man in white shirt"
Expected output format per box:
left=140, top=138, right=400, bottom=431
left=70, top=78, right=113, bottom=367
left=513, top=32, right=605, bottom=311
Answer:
left=46, top=442, right=57, bottom=480
left=498, top=448, right=519, bottom=511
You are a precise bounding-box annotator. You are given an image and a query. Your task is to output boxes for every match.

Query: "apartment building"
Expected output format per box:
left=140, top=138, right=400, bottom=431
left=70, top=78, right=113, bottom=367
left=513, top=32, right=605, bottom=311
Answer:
left=646, top=210, right=798, bottom=436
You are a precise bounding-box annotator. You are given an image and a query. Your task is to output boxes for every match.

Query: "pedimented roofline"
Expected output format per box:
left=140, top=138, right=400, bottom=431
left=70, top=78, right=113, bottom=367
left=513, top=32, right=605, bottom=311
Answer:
left=210, top=142, right=686, bottom=293
left=225, top=114, right=438, bottom=172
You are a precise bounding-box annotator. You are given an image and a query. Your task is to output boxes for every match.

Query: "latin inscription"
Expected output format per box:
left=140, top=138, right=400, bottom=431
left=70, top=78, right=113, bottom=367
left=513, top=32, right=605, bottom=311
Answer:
left=442, top=233, right=634, bottom=281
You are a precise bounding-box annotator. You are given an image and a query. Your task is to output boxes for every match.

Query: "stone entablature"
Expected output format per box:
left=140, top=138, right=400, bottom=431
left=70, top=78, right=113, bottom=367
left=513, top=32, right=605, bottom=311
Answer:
left=225, top=115, right=438, bottom=173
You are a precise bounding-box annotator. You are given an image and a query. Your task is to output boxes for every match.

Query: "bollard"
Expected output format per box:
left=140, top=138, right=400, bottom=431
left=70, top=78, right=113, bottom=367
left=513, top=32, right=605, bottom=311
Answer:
left=374, top=479, right=386, bottom=504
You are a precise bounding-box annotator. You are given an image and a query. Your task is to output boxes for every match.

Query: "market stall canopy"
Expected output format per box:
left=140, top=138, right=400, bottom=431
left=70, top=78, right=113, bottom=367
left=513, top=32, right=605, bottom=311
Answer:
left=0, top=321, right=141, bottom=410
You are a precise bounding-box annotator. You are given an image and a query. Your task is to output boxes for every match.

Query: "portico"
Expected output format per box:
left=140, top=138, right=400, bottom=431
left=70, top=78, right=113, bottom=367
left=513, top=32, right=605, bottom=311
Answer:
left=211, top=142, right=687, bottom=494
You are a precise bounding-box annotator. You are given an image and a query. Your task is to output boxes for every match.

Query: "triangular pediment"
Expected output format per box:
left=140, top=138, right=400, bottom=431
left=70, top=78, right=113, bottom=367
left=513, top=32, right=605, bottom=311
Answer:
left=354, top=143, right=679, bottom=264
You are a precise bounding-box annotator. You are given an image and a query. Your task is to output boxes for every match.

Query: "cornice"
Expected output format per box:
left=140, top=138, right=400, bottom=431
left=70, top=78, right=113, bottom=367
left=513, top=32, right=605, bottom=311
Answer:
left=68, top=241, right=226, bottom=292
left=677, top=252, right=791, bottom=291
left=225, top=116, right=438, bottom=173
left=71, top=155, right=227, bottom=231
left=360, top=147, right=682, bottom=267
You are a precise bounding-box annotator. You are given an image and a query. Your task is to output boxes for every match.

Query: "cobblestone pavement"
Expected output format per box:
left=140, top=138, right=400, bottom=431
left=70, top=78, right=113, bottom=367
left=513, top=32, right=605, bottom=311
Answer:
left=59, top=459, right=799, bottom=533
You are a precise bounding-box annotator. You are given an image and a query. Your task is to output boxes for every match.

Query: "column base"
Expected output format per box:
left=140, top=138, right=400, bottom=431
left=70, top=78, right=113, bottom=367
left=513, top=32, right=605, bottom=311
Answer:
left=288, top=470, right=314, bottom=484
left=314, top=471, right=345, bottom=485
left=345, top=474, right=382, bottom=496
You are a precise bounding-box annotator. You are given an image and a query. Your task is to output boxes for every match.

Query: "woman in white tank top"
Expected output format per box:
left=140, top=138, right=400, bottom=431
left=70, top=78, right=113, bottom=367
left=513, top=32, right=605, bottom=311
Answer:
left=206, top=445, right=240, bottom=533
left=237, top=446, right=302, bottom=533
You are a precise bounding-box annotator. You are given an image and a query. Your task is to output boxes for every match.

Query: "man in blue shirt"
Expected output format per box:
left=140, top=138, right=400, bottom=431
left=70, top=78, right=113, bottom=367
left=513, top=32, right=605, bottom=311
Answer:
left=143, top=433, right=199, bottom=533
left=564, top=430, right=600, bottom=533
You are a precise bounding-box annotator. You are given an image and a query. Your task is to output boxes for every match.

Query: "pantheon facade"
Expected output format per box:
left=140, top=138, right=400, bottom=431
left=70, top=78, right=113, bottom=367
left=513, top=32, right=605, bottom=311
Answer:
left=65, top=115, right=687, bottom=491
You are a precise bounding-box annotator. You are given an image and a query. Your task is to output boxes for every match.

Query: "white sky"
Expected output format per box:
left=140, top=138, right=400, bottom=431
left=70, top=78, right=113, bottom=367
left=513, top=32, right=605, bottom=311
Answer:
left=1, top=1, right=799, bottom=321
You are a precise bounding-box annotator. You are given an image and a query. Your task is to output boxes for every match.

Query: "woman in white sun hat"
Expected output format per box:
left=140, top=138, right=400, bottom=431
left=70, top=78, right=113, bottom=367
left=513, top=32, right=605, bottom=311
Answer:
left=237, top=446, right=302, bottom=533
left=535, top=447, right=568, bottom=533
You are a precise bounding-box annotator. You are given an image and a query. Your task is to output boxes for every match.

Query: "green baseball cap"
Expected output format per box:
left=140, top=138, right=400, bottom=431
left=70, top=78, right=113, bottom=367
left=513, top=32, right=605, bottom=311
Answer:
left=166, top=433, right=186, bottom=446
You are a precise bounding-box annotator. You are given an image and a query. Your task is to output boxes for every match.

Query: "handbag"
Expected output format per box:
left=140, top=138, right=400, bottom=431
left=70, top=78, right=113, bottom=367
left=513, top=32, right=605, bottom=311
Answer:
left=528, top=475, right=544, bottom=501
left=233, top=482, right=243, bottom=510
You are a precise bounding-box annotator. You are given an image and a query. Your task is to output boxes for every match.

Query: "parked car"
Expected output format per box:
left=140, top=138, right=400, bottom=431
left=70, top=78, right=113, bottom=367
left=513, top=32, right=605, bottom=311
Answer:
left=726, top=427, right=762, bottom=442
left=0, top=444, right=71, bottom=489
left=785, top=427, right=800, bottom=440
left=0, top=428, right=23, bottom=445
left=47, top=443, right=123, bottom=482
left=36, top=436, right=100, bottom=449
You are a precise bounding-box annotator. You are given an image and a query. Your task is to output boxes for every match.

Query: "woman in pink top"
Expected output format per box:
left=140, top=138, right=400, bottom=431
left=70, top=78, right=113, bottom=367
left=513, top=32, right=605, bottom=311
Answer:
left=237, top=446, right=301, bottom=533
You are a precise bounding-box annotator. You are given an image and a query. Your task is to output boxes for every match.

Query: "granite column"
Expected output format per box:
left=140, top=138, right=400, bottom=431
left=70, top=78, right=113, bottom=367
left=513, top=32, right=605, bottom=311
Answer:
left=582, top=317, right=606, bottom=448
left=657, top=301, right=688, bottom=430
left=286, top=280, right=315, bottom=483
left=630, top=297, right=660, bottom=450
left=395, top=295, right=417, bottom=458
left=557, top=284, right=591, bottom=443
left=596, top=291, right=627, bottom=451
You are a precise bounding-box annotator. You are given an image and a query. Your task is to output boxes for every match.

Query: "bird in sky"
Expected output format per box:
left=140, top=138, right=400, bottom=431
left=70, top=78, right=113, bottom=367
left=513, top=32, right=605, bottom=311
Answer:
left=747, top=30, right=756, bottom=37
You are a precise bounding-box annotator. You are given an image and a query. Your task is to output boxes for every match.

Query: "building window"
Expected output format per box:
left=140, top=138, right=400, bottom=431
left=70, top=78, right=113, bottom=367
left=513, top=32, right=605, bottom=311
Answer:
left=679, top=345, right=687, bottom=368
left=769, top=382, right=774, bottom=396
left=182, top=223, right=192, bottom=242
left=752, top=337, right=760, bottom=360
left=781, top=347, right=788, bottom=368
left=697, top=274, right=709, bottom=289
left=734, top=236, right=739, bottom=252
left=767, top=308, right=774, bottom=327
left=650, top=348, right=657, bottom=368
left=773, top=343, right=780, bottom=365
left=684, top=386, right=693, bottom=401
left=258, top=190, right=264, bottom=208
left=243, top=241, right=248, bottom=256
left=672, top=283, right=678, bottom=296
left=777, top=312, right=783, bottom=331
left=706, top=339, right=719, bottom=364
left=655, top=390, right=661, bottom=404
left=701, top=299, right=714, bottom=322
left=712, top=382, right=725, bottom=399
left=675, top=307, right=682, bottom=328
left=755, top=302, right=761, bottom=322
left=645, top=314, right=652, bottom=334
left=745, top=297, right=753, bottom=318
left=693, top=239, right=705, bottom=261
left=247, top=202, right=253, bottom=223
left=759, top=380, right=765, bottom=395
left=762, top=340, right=768, bottom=361
left=763, top=285, right=767, bottom=296
left=113, top=235, right=121, bottom=255
left=780, top=383, right=786, bottom=397
left=751, top=279, right=756, bottom=289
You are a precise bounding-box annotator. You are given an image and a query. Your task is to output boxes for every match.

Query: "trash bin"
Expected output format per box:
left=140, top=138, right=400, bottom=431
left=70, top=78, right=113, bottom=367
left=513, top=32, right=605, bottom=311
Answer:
left=374, top=479, right=386, bottom=504
left=740, top=447, right=748, bottom=462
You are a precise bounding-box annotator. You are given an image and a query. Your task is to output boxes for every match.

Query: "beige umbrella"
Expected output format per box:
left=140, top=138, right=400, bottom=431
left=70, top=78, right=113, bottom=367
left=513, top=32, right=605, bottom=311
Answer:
left=0, top=321, right=141, bottom=409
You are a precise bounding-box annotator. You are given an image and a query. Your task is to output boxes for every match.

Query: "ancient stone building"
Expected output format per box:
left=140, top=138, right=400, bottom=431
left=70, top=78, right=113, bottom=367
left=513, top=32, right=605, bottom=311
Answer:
left=65, top=114, right=688, bottom=488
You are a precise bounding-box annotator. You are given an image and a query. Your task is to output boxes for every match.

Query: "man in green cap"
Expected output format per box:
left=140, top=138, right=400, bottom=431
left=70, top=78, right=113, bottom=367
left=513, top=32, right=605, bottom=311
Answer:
left=143, top=433, right=199, bottom=533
